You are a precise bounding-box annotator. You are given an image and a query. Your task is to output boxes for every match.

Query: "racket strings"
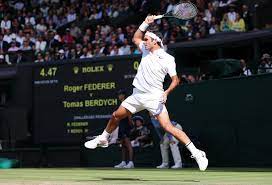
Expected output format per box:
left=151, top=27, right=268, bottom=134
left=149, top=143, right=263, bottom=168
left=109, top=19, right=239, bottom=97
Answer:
left=173, top=3, right=198, bottom=20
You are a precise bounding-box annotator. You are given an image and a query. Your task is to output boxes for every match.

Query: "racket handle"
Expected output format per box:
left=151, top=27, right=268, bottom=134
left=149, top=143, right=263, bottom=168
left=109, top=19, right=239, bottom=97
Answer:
left=154, top=15, right=164, bottom=20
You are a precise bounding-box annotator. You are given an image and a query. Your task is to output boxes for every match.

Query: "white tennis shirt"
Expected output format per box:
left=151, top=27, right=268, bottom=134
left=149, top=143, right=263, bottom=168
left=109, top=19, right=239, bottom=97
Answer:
left=132, top=41, right=177, bottom=94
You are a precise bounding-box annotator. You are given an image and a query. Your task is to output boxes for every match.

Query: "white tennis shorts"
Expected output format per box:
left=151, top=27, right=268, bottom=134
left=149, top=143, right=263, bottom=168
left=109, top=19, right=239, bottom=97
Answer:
left=121, top=88, right=168, bottom=115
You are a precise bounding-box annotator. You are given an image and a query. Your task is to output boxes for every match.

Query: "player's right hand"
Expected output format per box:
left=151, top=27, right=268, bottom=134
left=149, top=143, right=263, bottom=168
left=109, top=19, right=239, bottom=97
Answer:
left=144, top=15, right=156, bottom=24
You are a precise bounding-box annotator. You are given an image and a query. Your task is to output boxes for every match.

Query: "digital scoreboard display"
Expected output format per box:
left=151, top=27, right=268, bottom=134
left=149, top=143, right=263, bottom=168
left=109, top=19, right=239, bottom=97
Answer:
left=32, top=57, right=140, bottom=143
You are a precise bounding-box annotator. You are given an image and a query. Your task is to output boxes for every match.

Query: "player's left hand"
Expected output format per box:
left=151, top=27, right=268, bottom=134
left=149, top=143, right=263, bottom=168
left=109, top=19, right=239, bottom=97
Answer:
left=160, top=92, right=168, bottom=104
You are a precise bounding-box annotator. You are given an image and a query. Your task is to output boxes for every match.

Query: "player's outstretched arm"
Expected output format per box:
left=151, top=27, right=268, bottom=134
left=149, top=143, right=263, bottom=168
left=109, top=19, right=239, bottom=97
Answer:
left=133, top=15, right=156, bottom=47
left=165, top=75, right=179, bottom=95
left=161, top=75, right=179, bottom=103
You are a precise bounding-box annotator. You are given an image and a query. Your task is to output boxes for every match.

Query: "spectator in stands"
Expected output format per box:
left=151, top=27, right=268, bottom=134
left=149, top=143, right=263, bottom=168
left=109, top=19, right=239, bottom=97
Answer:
left=62, top=28, right=75, bottom=47
left=80, top=47, right=92, bottom=59
left=67, top=8, right=77, bottom=23
left=161, top=21, right=171, bottom=44
left=208, top=16, right=220, bottom=34
left=117, top=27, right=125, bottom=43
left=184, top=23, right=194, bottom=41
left=230, top=13, right=245, bottom=32
left=171, top=25, right=183, bottom=42
left=89, top=7, right=102, bottom=20
left=220, top=13, right=231, bottom=32
left=23, top=22, right=34, bottom=35
left=8, top=40, right=20, bottom=52
left=258, top=53, right=271, bottom=74
left=1, top=15, right=11, bottom=33
left=69, top=48, right=77, bottom=59
left=91, top=33, right=101, bottom=46
left=193, top=14, right=208, bottom=38
left=130, top=116, right=152, bottom=148
left=114, top=90, right=134, bottom=169
left=44, top=51, right=51, bottom=62
left=14, top=0, right=24, bottom=11
left=0, top=0, right=267, bottom=65
left=99, top=42, right=107, bottom=56
left=11, top=18, right=21, bottom=34
left=57, top=49, right=66, bottom=60
left=92, top=44, right=101, bottom=57
left=70, top=23, right=82, bottom=39
left=0, top=33, right=8, bottom=52
left=131, top=45, right=141, bottom=54
left=110, top=5, right=119, bottom=18
left=76, top=44, right=82, bottom=58
left=119, top=38, right=131, bottom=55
left=35, top=35, right=47, bottom=53
left=240, top=59, right=252, bottom=76
left=3, top=29, right=12, bottom=44
left=40, top=3, right=49, bottom=17
left=34, top=52, right=44, bottom=63
left=227, top=4, right=237, bottom=24
left=109, top=45, right=119, bottom=56
left=24, top=11, right=36, bottom=26
left=36, top=18, right=48, bottom=35
left=241, top=4, right=253, bottom=31
left=50, top=30, right=62, bottom=48
left=20, top=40, right=32, bottom=51
left=16, top=30, right=25, bottom=47
left=204, top=2, right=216, bottom=25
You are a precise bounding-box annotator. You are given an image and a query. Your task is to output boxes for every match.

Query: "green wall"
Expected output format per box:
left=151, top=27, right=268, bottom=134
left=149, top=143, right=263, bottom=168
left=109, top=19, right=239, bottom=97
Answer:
left=168, top=74, right=272, bottom=166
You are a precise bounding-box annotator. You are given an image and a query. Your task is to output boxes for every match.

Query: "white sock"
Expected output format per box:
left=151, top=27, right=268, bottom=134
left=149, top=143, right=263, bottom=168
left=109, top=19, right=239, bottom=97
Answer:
left=186, top=142, right=199, bottom=156
left=100, top=130, right=110, bottom=140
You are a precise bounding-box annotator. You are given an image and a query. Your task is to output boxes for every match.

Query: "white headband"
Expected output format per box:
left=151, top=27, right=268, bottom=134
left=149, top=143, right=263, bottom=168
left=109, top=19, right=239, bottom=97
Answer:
left=145, top=31, right=164, bottom=48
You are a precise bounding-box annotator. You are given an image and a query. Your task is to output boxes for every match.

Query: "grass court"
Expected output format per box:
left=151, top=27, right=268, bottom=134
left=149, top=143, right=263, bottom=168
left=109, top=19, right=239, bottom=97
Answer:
left=0, top=168, right=271, bottom=185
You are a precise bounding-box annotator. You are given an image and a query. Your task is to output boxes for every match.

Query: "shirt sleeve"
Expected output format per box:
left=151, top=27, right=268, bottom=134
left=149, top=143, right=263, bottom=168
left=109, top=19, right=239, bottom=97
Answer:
left=167, top=58, right=177, bottom=77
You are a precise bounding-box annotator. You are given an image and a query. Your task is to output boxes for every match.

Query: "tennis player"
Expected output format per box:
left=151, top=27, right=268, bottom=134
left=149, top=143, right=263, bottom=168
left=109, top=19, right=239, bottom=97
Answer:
left=85, top=15, right=208, bottom=171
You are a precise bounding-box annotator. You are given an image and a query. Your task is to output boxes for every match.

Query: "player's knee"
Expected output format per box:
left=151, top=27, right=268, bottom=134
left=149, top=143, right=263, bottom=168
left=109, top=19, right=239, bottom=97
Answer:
left=111, top=111, right=121, bottom=122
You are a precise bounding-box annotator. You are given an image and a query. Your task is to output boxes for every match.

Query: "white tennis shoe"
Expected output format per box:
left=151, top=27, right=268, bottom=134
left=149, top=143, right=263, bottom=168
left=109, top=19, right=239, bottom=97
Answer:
left=114, top=161, right=127, bottom=168
left=171, top=163, right=182, bottom=169
left=84, top=135, right=109, bottom=149
left=156, top=163, right=169, bottom=169
left=124, top=161, right=134, bottom=169
left=191, top=150, right=208, bottom=171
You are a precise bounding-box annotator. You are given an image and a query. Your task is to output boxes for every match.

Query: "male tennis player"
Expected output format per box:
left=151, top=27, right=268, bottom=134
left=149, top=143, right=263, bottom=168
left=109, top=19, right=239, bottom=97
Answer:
left=85, top=15, right=208, bottom=171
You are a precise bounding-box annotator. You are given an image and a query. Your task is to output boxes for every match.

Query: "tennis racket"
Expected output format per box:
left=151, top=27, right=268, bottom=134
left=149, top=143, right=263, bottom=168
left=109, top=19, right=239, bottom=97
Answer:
left=154, top=1, right=198, bottom=20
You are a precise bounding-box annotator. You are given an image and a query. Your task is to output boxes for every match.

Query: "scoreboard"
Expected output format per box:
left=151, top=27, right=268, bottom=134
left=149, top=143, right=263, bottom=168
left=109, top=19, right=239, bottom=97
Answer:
left=32, top=56, right=140, bottom=143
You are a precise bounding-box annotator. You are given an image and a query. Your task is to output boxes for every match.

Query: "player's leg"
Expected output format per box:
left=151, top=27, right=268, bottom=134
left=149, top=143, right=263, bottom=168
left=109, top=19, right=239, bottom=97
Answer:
left=105, top=106, right=132, bottom=134
left=155, top=108, right=208, bottom=171
left=84, top=105, right=131, bottom=149
left=108, top=127, right=119, bottom=145
left=156, top=109, right=191, bottom=145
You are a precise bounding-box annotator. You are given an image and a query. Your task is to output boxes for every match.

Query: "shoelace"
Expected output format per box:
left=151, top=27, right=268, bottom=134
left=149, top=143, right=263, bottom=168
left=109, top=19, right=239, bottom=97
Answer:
left=190, top=151, right=205, bottom=159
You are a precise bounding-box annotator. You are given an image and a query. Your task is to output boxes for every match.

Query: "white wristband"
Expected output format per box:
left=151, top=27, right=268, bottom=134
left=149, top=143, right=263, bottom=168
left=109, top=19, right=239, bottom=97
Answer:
left=139, top=22, right=149, bottom=32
